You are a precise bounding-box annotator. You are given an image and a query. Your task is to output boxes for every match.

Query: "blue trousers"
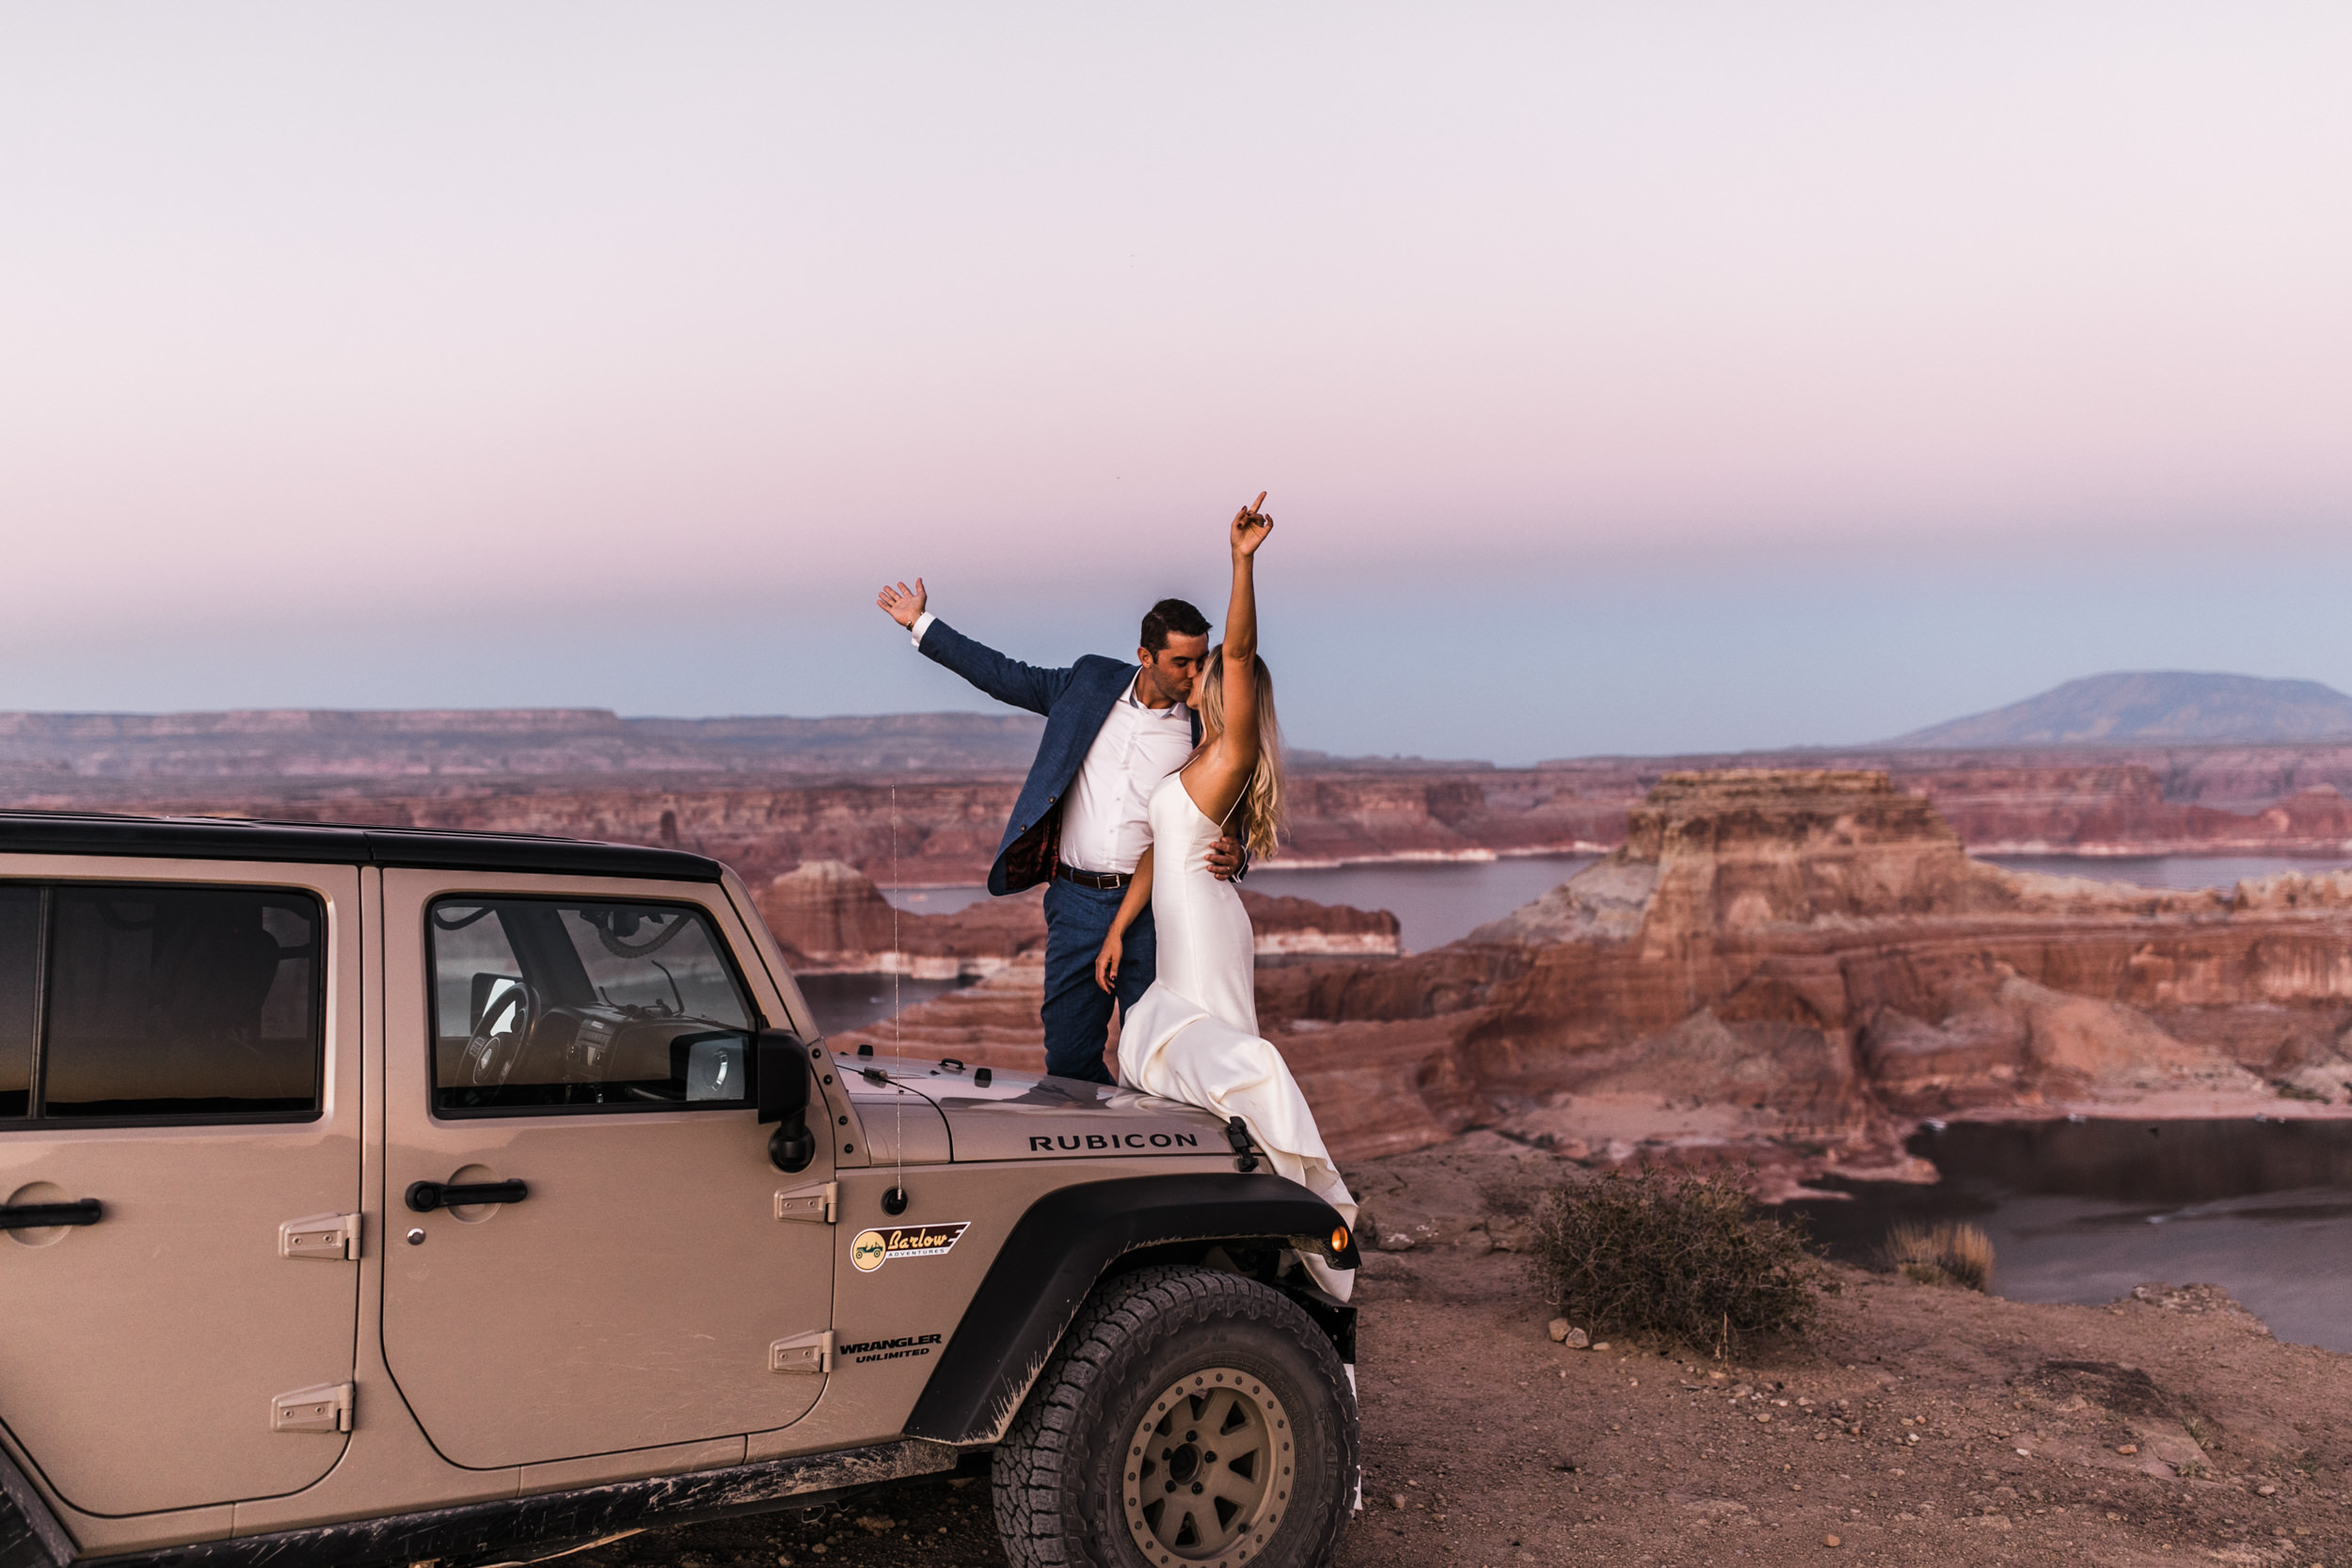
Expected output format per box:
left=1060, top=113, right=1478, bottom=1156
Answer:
left=1041, top=879, right=1156, bottom=1085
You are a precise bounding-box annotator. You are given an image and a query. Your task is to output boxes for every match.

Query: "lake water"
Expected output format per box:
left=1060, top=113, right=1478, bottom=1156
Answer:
left=836, top=855, right=1604, bottom=1036
left=1987, top=853, right=2349, bottom=890
left=795, top=973, right=976, bottom=1037
left=885, top=854, right=2352, bottom=951
left=886, top=853, right=1603, bottom=954
left=1788, top=1119, right=2352, bottom=1353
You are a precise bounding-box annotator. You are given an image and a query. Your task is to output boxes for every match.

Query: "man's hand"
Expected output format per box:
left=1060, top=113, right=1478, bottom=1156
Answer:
left=1093, top=930, right=1124, bottom=994
left=1231, top=493, right=1272, bottom=560
left=1206, top=835, right=1247, bottom=881
left=877, top=578, right=928, bottom=629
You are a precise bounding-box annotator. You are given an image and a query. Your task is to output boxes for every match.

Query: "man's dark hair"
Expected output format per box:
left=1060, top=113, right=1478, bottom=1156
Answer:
left=1139, top=597, right=1211, bottom=655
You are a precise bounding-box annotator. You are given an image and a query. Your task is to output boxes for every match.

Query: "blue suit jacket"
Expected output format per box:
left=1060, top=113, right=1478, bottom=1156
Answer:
left=919, top=618, right=1200, bottom=895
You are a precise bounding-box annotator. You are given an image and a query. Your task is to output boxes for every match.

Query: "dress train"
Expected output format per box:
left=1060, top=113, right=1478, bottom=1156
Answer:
left=1113, top=773, right=1357, bottom=1301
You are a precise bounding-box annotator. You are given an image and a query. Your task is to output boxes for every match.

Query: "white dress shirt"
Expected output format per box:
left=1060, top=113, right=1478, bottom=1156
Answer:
left=911, top=612, right=1189, bottom=876
left=1061, top=676, right=1196, bottom=875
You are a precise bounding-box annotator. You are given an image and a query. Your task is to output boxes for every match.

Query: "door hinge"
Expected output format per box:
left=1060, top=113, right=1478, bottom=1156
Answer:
left=774, top=1181, right=838, bottom=1225
left=271, top=1383, right=354, bottom=1433
left=769, top=1330, right=834, bottom=1375
left=279, top=1212, right=362, bottom=1261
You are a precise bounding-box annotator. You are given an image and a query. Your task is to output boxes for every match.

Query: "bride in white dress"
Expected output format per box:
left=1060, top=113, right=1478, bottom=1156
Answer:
left=1092, top=496, right=1358, bottom=1301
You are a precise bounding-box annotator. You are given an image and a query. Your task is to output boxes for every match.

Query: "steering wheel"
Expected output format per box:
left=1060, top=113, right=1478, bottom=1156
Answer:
left=462, top=980, right=537, bottom=1088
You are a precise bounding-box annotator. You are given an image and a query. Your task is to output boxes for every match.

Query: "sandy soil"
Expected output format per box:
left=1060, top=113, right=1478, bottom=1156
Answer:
left=566, top=1141, right=2352, bottom=1568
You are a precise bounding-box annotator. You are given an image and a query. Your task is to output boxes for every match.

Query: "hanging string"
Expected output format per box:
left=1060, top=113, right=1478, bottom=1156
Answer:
left=891, top=782, right=901, bottom=1049
left=891, top=782, right=904, bottom=1209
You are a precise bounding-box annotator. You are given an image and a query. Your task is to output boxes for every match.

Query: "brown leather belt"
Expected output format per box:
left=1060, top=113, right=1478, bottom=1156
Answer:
left=1055, top=863, right=1131, bottom=891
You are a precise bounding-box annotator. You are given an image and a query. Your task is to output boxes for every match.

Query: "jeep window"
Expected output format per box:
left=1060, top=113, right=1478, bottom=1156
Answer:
left=0, top=887, right=36, bottom=1117
left=427, top=896, right=755, bottom=1115
left=1, top=883, right=325, bottom=1122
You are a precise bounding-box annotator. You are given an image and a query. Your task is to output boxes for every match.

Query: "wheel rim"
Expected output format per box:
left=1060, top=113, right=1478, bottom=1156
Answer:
left=1120, top=1368, right=1293, bottom=1567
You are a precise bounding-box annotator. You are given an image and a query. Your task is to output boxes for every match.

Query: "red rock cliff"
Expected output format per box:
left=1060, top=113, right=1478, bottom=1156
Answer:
left=18, top=743, right=2352, bottom=882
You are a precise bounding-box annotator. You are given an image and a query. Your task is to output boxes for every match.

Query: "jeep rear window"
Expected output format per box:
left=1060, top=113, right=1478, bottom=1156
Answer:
left=0, top=888, right=35, bottom=1118
left=427, top=896, right=755, bottom=1115
left=0, top=882, right=325, bottom=1123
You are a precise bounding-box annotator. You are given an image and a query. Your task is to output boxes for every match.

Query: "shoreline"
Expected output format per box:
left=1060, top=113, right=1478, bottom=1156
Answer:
left=873, top=840, right=2352, bottom=892
left=869, top=843, right=1613, bottom=889
left=1764, top=1097, right=2352, bottom=1205
left=1976, top=841, right=2352, bottom=860
left=1479, top=1092, right=2352, bottom=1209
left=1930, top=1095, right=2352, bottom=1126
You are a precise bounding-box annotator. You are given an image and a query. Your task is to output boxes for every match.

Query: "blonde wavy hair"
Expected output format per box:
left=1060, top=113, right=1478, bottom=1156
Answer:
left=1195, top=649, right=1286, bottom=857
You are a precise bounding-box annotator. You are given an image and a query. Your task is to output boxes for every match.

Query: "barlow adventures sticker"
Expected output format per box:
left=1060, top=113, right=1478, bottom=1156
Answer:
left=850, top=1221, right=972, bottom=1273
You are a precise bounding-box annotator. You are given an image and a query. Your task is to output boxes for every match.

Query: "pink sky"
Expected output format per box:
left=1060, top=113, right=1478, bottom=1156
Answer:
left=3, top=5, right=2349, bottom=757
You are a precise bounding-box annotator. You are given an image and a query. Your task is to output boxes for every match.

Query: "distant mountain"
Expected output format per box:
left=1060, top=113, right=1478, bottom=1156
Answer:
left=1885, top=672, right=2352, bottom=748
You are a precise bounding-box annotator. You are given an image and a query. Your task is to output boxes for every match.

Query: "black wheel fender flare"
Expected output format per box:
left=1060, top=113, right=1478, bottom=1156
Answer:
left=902, top=1173, right=1359, bottom=1446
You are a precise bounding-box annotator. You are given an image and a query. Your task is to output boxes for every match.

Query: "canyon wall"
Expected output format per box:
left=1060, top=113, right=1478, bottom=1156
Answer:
left=17, top=710, right=2347, bottom=1181
left=0, top=769, right=1621, bottom=886
left=1518, top=750, right=2352, bottom=858
left=15, top=745, right=2352, bottom=888
left=840, top=770, right=2352, bottom=1191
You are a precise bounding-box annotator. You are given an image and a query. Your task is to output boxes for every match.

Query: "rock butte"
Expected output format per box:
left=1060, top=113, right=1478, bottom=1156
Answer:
left=837, top=769, right=2352, bottom=1192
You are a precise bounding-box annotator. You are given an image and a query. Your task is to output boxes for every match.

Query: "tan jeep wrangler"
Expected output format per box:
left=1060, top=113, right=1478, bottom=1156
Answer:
left=0, top=813, right=1359, bottom=1568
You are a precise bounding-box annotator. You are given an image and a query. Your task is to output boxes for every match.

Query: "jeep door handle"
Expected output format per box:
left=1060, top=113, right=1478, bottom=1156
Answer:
left=0, top=1199, right=103, bottom=1229
left=405, top=1180, right=528, bottom=1212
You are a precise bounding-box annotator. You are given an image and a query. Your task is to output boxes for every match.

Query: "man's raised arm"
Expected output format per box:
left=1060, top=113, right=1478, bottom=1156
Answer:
left=876, top=577, right=1076, bottom=717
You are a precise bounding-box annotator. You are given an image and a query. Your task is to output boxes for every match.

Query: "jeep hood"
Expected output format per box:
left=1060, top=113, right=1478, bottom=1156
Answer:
left=831, top=1051, right=1230, bottom=1164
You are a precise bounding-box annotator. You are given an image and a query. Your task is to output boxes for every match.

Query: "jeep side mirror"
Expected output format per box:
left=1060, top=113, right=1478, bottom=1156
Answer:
left=757, top=1030, right=816, bottom=1173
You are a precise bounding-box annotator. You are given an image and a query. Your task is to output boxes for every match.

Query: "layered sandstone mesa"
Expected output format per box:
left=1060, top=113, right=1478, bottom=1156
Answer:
left=1319, top=769, right=2352, bottom=1171
left=761, top=861, right=898, bottom=960
left=758, top=863, right=1399, bottom=979
left=755, top=862, right=1045, bottom=979
left=829, top=961, right=1058, bottom=1069
left=1605, top=768, right=2017, bottom=929
left=1237, top=892, right=1400, bottom=958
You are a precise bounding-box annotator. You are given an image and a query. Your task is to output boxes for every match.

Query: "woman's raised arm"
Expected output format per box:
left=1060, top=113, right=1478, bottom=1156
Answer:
left=1184, top=497, right=1272, bottom=825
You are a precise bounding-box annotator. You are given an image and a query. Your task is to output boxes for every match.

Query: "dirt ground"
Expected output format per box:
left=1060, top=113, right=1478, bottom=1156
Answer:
left=566, top=1139, right=2352, bottom=1568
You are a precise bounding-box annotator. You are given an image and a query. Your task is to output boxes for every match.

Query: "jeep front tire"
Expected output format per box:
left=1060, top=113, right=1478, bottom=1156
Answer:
left=993, top=1264, right=1357, bottom=1568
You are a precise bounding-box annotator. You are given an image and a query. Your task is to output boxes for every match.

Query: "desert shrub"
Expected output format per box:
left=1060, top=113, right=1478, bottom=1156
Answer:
left=1883, top=1221, right=1994, bottom=1291
left=1525, top=1165, right=1834, bottom=1355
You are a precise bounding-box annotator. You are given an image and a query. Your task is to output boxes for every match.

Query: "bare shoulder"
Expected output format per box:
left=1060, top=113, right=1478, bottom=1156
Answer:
left=1179, top=743, right=1245, bottom=826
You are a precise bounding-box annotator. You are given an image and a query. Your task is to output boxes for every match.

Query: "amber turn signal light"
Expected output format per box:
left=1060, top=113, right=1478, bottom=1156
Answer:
left=1330, top=1226, right=1349, bottom=1253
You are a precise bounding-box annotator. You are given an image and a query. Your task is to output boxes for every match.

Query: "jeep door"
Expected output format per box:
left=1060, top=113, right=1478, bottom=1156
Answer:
left=0, top=863, right=362, bottom=1517
left=378, top=872, right=834, bottom=1469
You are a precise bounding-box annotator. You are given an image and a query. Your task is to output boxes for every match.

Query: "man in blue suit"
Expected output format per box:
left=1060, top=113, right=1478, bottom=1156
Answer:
left=877, top=578, right=1244, bottom=1083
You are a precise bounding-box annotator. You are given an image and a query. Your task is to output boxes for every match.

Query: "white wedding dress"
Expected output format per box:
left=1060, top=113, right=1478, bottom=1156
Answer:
left=1116, top=771, right=1358, bottom=1301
